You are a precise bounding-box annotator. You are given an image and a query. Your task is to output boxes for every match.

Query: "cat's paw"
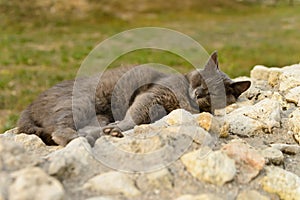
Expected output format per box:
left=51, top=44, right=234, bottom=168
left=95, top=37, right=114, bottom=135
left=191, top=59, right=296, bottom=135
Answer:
left=52, top=128, right=78, bottom=146
left=102, top=125, right=124, bottom=138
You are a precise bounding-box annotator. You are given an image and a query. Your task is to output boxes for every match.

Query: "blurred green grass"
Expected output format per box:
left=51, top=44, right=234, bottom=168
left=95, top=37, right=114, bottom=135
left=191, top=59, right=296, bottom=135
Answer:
left=0, top=0, right=300, bottom=132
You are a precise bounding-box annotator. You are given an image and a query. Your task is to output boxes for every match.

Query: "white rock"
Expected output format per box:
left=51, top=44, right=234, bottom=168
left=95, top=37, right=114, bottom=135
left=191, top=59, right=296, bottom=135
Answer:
left=261, top=166, right=300, bottom=200
left=175, top=193, right=222, bottom=200
left=181, top=148, right=236, bottom=186
left=250, top=65, right=270, bottom=81
left=286, top=86, right=300, bottom=106
left=164, top=109, right=198, bottom=126
left=236, top=190, right=270, bottom=200
left=288, top=109, right=300, bottom=144
left=83, top=171, right=140, bottom=197
left=226, top=98, right=281, bottom=136
left=145, top=168, right=174, bottom=190
left=279, top=64, right=300, bottom=91
left=0, top=138, right=36, bottom=171
left=0, top=173, right=10, bottom=200
left=260, top=147, right=284, bottom=165
left=86, top=197, right=116, bottom=200
left=46, top=137, right=99, bottom=178
left=9, top=167, right=65, bottom=200
left=270, top=143, right=300, bottom=155
left=268, top=67, right=283, bottom=87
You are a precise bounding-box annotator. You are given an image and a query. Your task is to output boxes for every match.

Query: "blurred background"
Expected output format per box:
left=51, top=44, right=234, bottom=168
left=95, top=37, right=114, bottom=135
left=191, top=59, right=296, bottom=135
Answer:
left=0, top=0, right=299, bottom=132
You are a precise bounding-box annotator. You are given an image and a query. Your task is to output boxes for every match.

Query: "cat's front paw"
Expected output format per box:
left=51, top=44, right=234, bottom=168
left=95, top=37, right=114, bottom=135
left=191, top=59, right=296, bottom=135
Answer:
left=102, top=125, right=124, bottom=138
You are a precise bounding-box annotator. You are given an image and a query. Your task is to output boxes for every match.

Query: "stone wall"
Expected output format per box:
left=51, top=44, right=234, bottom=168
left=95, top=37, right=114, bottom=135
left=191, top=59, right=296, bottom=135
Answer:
left=1, top=64, right=300, bottom=200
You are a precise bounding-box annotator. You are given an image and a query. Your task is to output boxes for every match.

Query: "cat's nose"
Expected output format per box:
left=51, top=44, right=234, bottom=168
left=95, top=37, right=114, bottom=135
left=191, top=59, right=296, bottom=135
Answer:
left=195, top=88, right=207, bottom=99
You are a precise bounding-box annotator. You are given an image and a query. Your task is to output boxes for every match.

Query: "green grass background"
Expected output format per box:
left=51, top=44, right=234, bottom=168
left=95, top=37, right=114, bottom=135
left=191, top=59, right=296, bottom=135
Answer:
left=1, top=0, right=299, bottom=132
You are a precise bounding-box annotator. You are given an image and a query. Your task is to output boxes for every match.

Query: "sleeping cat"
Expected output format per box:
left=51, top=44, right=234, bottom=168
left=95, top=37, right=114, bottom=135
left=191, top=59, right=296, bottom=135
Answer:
left=17, top=51, right=250, bottom=146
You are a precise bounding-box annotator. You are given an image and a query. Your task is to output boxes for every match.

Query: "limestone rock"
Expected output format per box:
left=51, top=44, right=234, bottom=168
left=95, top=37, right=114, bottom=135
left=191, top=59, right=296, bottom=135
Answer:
left=9, top=167, right=65, bottom=200
left=145, top=168, right=174, bottom=190
left=0, top=138, right=36, bottom=171
left=260, top=147, right=284, bottom=165
left=45, top=137, right=102, bottom=178
left=288, top=109, right=300, bottom=144
left=0, top=173, right=10, bottom=200
left=164, top=109, right=198, bottom=126
left=286, top=86, right=300, bottom=106
left=86, top=197, right=116, bottom=200
left=279, top=64, right=300, bottom=92
left=175, top=193, right=222, bottom=200
left=261, top=166, right=300, bottom=200
left=236, top=190, right=270, bottom=200
left=181, top=148, right=236, bottom=186
left=222, top=139, right=265, bottom=183
left=225, top=98, right=281, bottom=136
left=195, top=112, right=228, bottom=137
left=250, top=65, right=270, bottom=81
left=270, top=143, right=300, bottom=155
left=83, top=171, right=140, bottom=197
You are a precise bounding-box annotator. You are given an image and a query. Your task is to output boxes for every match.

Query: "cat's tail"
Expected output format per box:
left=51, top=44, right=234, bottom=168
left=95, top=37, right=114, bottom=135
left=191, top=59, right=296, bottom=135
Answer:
left=17, top=108, right=59, bottom=145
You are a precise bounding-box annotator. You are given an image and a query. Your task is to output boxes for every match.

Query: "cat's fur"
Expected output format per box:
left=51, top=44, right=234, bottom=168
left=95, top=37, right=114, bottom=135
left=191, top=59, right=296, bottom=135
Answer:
left=17, top=52, right=250, bottom=146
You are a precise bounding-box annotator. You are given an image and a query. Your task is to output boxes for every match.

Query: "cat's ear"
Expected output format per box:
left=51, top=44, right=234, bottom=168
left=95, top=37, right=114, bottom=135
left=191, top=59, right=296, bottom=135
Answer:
left=204, top=51, right=219, bottom=71
left=230, top=81, right=251, bottom=98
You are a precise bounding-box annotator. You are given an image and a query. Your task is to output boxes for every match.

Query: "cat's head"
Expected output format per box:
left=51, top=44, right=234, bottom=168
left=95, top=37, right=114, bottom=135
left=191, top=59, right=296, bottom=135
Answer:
left=186, top=51, right=251, bottom=112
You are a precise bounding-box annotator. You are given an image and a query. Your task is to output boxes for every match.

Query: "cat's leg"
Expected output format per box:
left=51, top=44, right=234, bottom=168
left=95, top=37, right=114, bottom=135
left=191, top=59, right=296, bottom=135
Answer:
left=78, top=114, right=112, bottom=146
left=103, top=91, right=174, bottom=137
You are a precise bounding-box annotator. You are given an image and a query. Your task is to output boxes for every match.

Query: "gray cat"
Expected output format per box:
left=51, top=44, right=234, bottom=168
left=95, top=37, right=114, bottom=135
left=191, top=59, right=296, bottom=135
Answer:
left=17, top=52, right=250, bottom=146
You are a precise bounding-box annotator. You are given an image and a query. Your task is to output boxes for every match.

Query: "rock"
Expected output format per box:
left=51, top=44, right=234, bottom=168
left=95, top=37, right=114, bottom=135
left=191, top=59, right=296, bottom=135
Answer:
left=236, top=190, right=270, bottom=200
left=261, top=166, right=300, bottom=200
left=0, top=138, right=36, bottom=171
left=195, top=112, right=228, bottom=137
left=83, top=171, right=140, bottom=197
left=225, top=98, right=281, bottom=136
left=9, top=167, right=65, bottom=200
left=268, top=68, right=283, bottom=87
left=286, top=86, right=300, bottom=106
left=93, top=122, right=211, bottom=172
left=260, top=147, right=284, bottom=165
left=181, top=147, right=236, bottom=186
left=0, top=173, right=10, bottom=200
left=270, top=143, right=300, bottom=155
left=221, top=139, right=265, bottom=183
left=279, top=64, right=300, bottom=92
left=250, top=65, right=270, bottom=81
left=86, top=197, right=116, bottom=200
left=45, top=137, right=102, bottom=178
left=288, top=109, right=300, bottom=144
left=175, top=193, right=222, bottom=200
left=145, top=168, right=174, bottom=190
left=165, top=109, right=198, bottom=126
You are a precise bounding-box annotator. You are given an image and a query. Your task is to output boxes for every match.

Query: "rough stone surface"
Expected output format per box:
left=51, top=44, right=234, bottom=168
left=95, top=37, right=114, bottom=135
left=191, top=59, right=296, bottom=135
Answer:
left=83, top=171, right=140, bottom=197
left=260, top=147, right=284, bottom=165
left=289, top=109, right=300, bottom=144
left=181, top=148, right=236, bottom=186
left=261, top=166, right=300, bottom=200
left=270, top=143, right=300, bottom=155
left=9, top=167, right=65, bottom=200
left=222, top=139, right=265, bottom=183
left=236, top=190, right=270, bottom=200
left=175, top=194, right=222, bottom=200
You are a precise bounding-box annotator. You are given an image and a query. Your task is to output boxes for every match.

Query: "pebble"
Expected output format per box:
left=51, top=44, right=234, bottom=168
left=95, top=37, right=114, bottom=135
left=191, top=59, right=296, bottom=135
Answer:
left=261, top=166, right=300, bottom=200
left=181, top=147, right=236, bottom=186
left=222, top=139, right=265, bottom=183
left=83, top=171, right=140, bottom=197
left=236, top=190, right=270, bottom=200
left=9, top=167, right=65, bottom=200
left=260, top=147, right=284, bottom=165
left=175, top=193, right=222, bottom=200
